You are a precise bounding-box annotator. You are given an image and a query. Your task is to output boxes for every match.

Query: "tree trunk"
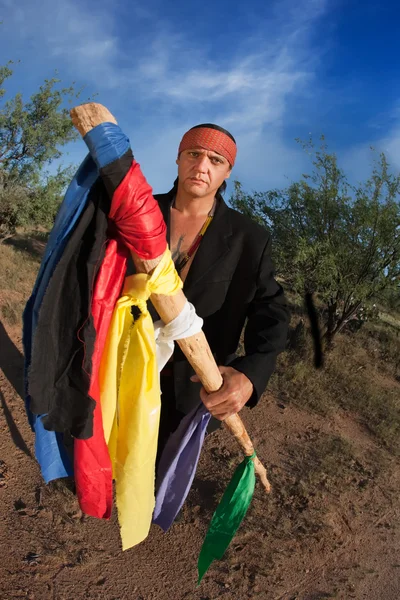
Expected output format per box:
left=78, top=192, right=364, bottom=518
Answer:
left=325, top=300, right=337, bottom=347
left=0, top=233, right=15, bottom=244
left=324, top=301, right=362, bottom=345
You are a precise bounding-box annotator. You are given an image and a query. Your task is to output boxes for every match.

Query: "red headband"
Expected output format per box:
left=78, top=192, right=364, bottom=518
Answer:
left=178, top=127, right=237, bottom=167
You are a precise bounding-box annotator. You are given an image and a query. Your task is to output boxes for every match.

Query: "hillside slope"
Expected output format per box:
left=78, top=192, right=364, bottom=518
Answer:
left=1, top=235, right=399, bottom=600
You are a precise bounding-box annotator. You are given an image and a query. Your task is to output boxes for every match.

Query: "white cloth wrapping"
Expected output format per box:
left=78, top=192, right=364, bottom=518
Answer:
left=153, top=300, right=203, bottom=372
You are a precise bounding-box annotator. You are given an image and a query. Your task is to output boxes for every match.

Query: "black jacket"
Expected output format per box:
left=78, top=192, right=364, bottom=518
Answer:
left=28, top=152, right=133, bottom=438
left=154, top=189, right=290, bottom=416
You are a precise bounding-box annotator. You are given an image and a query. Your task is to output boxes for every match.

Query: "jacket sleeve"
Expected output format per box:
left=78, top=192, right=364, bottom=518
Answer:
left=228, top=235, right=290, bottom=406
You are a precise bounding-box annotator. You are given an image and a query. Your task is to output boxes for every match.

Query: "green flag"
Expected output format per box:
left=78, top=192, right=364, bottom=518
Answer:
left=198, top=453, right=256, bottom=583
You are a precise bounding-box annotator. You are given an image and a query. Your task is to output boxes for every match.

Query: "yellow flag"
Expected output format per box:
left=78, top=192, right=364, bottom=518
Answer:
left=99, top=249, right=182, bottom=550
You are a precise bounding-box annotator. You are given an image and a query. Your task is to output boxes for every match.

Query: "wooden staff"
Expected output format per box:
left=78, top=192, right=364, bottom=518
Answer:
left=70, top=103, right=271, bottom=493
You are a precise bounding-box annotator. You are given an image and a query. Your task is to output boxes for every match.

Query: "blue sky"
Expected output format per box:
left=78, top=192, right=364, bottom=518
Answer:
left=1, top=0, right=400, bottom=196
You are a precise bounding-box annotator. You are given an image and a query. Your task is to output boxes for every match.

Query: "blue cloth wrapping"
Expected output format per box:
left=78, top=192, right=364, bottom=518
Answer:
left=84, top=122, right=130, bottom=170
left=23, top=123, right=130, bottom=483
left=153, top=403, right=211, bottom=530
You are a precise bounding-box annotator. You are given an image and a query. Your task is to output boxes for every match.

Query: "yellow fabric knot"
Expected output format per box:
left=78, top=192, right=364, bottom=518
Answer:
left=121, top=246, right=182, bottom=301
left=98, top=249, right=182, bottom=550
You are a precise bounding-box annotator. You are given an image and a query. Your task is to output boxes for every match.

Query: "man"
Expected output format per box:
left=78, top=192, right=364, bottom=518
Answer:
left=153, top=123, right=290, bottom=451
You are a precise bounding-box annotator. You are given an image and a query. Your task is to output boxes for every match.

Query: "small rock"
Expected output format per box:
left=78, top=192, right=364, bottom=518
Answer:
left=23, top=552, right=41, bottom=565
left=14, top=498, right=27, bottom=512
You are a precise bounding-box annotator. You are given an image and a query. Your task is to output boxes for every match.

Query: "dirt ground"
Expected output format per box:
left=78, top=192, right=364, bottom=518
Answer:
left=1, top=321, right=400, bottom=600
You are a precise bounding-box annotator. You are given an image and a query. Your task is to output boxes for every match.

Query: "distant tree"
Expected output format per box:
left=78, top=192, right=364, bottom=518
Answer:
left=0, top=61, right=83, bottom=241
left=230, top=138, right=400, bottom=343
left=0, top=165, right=75, bottom=241
left=377, top=286, right=400, bottom=313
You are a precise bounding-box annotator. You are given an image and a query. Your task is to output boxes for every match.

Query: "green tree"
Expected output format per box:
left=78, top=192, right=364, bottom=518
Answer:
left=231, top=138, right=400, bottom=342
left=0, top=61, right=81, bottom=241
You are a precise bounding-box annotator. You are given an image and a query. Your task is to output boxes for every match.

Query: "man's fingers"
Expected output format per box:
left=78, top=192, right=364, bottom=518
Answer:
left=200, top=388, right=230, bottom=408
left=203, top=397, right=239, bottom=419
left=207, top=407, right=229, bottom=421
left=211, top=409, right=236, bottom=421
left=197, top=366, right=251, bottom=420
left=199, top=378, right=233, bottom=406
left=211, top=413, right=226, bottom=421
left=199, top=387, right=230, bottom=415
left=212, top=405, right=239, bottom=418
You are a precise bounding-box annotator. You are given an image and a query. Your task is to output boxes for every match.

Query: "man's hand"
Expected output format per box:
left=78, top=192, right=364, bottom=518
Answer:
left=190, top=366, right=253, bottom=421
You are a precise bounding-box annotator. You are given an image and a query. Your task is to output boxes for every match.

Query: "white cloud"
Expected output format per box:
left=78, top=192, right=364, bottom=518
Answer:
left=340, top=144, right=376, bottom=186
left=378, top=126, right=400, bottom=171
left=0, top=0, right=330, bottom=191
left=340, top=117, right=400, bottom=187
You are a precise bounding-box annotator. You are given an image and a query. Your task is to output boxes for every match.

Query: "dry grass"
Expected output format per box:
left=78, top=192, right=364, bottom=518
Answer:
left=271, top=316, right=400, bottom=456
left=1, top=231, right=399, bottom=458
left=0, top=232, right=44, bottom=327
left=379, top=310, right=400, bottom=330
left=358, top=321, right=400, bottom=379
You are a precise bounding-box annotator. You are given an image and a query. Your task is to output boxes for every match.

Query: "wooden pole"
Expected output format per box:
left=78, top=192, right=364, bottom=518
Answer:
left=70, top=103, right=271, bottom=493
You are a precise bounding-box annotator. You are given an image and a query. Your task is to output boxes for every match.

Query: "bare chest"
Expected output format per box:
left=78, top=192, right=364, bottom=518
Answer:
left=169, top=210, right=208, bottom=280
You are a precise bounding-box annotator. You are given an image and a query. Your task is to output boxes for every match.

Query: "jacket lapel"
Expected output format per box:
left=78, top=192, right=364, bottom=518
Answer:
left=154, top=191, right=233, bottom=292
left=183, top=197, right=232, bottom=292
left=155, top=190, right=174, bottom=233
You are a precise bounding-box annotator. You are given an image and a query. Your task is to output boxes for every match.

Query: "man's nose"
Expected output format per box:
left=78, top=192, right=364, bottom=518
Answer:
left=195, top=155, right=208, bottom=172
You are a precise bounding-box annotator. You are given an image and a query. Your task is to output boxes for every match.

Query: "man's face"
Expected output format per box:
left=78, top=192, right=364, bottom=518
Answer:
left=176, top=148, right=231, bottom=198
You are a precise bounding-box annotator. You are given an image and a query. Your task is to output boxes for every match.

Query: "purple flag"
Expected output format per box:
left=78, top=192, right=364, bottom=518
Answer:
left=153, top=403, right=211, bottom=531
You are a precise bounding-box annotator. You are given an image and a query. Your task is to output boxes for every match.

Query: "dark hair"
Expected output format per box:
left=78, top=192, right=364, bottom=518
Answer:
left=172, top=177, right=227, bottom=196
left=189, top=123, right=236, bottom=144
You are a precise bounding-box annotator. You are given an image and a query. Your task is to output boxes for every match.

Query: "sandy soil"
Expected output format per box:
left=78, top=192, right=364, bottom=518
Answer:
left=1, top=322, right=400, bottom=600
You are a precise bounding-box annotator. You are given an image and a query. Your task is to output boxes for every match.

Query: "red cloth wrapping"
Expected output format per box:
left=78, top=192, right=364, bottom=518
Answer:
left=74, top=239, right=128, bottom=518
left=74, top=160, right=167, bottom=519
left=108, top=161, right=167, bottom=259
